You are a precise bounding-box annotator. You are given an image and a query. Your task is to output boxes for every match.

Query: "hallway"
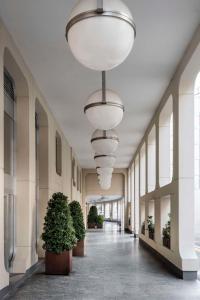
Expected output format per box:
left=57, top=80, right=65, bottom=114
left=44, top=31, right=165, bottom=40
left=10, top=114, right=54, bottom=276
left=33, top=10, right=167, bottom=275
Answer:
left=8, top=224, right=200, bottom=300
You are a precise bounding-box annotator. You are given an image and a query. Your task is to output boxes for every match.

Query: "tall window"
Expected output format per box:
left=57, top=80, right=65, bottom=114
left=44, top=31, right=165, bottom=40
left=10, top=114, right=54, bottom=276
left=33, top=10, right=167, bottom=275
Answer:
left=72, top=158, right=76, bottom=187
left=140, top=143, right=146, bottom=196
left=55, top=131, right=62, bottom=176
left=159, top=96, right=173, bottom=187
left=4, top=70, right=15, bottom=176
left=148, top=125, right=156, bottom=192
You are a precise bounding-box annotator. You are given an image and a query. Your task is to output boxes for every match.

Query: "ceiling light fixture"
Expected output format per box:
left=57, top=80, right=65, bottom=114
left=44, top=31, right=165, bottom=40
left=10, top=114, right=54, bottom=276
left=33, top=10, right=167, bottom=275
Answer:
left=66, top=0, right=136, bottom=71
left=91, top=129, right=119, bottom=155
left=84, top=72, right=124, bottom=130
left=94, top=154, right=116, bottom=168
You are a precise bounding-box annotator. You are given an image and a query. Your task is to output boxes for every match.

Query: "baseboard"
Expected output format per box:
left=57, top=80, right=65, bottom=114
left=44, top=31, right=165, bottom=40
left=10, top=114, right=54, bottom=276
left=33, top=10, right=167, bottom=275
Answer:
left=0, top=259, right=44, bottom=299
left=139, top=238, right=197, bottom=280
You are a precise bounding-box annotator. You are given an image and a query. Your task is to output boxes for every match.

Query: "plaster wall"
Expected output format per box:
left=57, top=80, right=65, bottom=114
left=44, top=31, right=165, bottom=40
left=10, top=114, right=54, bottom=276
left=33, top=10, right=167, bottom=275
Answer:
left=0, top=20, right=82, bottom=290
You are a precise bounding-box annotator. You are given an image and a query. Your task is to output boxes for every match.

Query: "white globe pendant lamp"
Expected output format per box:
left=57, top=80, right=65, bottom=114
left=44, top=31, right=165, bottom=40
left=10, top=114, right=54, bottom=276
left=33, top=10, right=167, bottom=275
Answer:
left=97, top=167, right=113, bottom=175
left=95, top=154, right=116, bottom=168
left=91, top=129, right=119, bottom=154
left=84, top=72, right=124, bottom=130
left=66, top=0, right=136, bottom=71
left=100, top=179, right=112, bottom=190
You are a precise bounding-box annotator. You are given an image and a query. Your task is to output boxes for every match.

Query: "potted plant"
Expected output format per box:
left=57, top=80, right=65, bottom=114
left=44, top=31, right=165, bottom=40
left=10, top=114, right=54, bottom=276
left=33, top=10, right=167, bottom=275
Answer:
left=87, top=206, right=98, bottom=229
left=163, top=214, right=171, bottom=249
left=42, top=193, right=77, bottom=275
left=147, top=216, right=155, bottom=240
left=96, top=215, right=104, bottom=229
left=141, top=221, right=145, bottom=235
left=69, top=200, right=86, bottom=257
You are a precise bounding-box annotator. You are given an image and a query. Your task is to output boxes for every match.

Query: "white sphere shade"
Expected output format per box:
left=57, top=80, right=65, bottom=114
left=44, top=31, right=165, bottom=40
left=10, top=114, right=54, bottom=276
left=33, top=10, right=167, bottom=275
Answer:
left=95, top=154, right=116, bottom=168
left=100, top=181, right=112, bottom=190
left=85, top=90, right=124, bottom=130
left=66, top=0, right=136, bottom=71
left=91, top=129, right=119, bottom=154
left=97, top=167, right=113, bottom=175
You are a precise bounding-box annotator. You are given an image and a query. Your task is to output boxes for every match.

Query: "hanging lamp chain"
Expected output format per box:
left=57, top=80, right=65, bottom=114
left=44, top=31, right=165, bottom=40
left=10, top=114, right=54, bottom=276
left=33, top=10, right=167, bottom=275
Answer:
left=102, top=71, right=106, bottom=103
left=97, top=0, right=104, bottom=13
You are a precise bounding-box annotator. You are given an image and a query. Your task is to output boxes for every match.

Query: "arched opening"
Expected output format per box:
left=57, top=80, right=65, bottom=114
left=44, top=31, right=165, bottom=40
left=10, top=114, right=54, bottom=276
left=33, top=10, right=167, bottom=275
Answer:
left=177, top=41, right=200, bottom=277
left=35, top=99, right=49, bottom=258
left=4, top=68, right=16, bottom=273
left=3, top=48, right=31, bottom=276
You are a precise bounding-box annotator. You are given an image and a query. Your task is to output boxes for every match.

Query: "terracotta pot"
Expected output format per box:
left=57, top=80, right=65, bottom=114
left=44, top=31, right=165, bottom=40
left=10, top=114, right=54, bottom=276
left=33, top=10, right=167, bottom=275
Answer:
left=149, top=231, right=154, bottom=240
left=45, top=250, right=72, bottom=275
left=88, top=223, right=96, bottom=229
left=73, top=239, right=84, bottom=257
left=97, top=223, right=103, bottom=229
left=163, top=237, right=170, bottom=249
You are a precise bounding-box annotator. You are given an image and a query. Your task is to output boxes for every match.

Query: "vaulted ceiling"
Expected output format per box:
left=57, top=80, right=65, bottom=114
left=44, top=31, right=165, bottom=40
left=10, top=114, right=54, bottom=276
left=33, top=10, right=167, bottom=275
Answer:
left=0, top=0, right=200, bottom=168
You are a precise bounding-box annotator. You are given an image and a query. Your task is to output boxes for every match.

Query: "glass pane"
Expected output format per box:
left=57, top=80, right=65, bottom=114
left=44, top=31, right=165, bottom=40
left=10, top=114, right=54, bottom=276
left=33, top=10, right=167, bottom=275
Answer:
left=4, top=112, right=14, bottom=175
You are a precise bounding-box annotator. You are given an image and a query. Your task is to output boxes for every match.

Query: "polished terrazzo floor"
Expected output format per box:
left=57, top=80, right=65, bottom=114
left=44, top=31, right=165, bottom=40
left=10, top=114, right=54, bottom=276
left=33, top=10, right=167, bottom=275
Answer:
left=8, top=223, right=200, bottom=300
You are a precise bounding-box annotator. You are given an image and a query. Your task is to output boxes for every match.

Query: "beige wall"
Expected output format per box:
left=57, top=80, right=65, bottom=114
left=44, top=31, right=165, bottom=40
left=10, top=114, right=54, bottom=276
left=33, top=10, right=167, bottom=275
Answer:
left=0, top=20, right=82, bottom=290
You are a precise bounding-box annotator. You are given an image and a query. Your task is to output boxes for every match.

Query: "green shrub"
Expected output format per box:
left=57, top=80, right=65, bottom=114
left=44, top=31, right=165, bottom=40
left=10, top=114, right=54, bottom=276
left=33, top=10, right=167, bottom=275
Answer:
left=147, top=216, right=154, bottom=233
left=87, top=206, right=98, bottom=224
left=96, top=215, right=104, bottom=225
left=42, top=193, right=77, bottom=254
left=69, top=200, right=86, bottom=241
left=162, top=213, right=171, bottom=239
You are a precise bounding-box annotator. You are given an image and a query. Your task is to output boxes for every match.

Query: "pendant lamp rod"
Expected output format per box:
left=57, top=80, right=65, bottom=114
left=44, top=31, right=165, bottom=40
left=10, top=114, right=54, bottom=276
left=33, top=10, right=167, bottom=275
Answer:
left=102, top=71, right=106, bottom=103
left=97, top=0, right=104, bottom=12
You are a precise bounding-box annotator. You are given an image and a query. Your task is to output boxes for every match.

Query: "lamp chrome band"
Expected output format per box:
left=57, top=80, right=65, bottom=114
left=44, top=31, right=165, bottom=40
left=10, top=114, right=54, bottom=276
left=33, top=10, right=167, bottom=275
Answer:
left=84, top=101, right=124, bottom=113
left=66, top=10, right=136, bottom=41
left=91, top=136, right=119, bottom=143
left=94, top=154, right=116, bottom=160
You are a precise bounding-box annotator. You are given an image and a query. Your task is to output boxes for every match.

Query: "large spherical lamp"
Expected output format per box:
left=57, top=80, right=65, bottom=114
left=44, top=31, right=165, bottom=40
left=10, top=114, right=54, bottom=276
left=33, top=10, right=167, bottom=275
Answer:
left=66, top=0, right=136, bottom=71
left=95, top=154, right=116, bottom=168
left=85, top=88, right=124, bottom=130
left=91, top=129, right=119, bottom=154
left=97, top=167, right=113, bottom=175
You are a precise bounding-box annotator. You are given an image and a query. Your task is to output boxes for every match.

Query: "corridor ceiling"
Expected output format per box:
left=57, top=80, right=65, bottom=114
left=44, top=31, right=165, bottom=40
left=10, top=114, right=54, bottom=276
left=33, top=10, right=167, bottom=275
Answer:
left=0, top=0, right=200, bottom=168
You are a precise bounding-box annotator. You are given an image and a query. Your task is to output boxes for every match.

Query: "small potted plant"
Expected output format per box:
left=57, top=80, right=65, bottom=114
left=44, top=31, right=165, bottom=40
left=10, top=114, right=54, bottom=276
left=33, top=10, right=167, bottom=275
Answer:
left=163, top=214, right=171, bottom=249
left=87, top=206, right=98, bottom=229
left=141, top=221, right=145, bottom=235
left=69, top=200, right=86, bottom=257
left=96, top=215, right=104, bottom=229
left=42, top=193, right=77, bottom=275
left=147, top=216, right=155, bottom=240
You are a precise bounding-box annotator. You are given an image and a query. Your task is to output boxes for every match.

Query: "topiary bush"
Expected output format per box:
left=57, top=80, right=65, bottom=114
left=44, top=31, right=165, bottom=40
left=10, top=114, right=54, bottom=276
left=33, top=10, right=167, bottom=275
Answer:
left=69, top=201, right=86, bottom=241
left=42, top=193, right=77, bottom=254
left=96, top=215, right=104, bottom=226
left=87, top=206, right=98, bottom=224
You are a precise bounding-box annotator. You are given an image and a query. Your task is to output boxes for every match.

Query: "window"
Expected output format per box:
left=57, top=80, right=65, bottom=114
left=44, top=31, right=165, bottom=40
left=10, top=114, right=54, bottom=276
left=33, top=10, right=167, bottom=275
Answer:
left=4, top=70, right=15, bottom=176
left=72, top=158, right=76, bottom=187
left=55, top=131, right=62, bottom=176
left=140, top=143, right=146, bottom=196
left=159, top=96, right=173, bottom=187
left=148, top=125, right=156, bottom=192
left=77, top=166, right=79, bottom=191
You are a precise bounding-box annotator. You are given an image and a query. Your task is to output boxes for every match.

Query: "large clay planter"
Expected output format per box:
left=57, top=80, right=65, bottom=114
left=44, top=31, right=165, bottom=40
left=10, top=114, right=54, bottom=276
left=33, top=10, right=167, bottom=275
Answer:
left=88, top=223, right=96, bottom=229
left=45, top=250, right=72, bottom=275
left=149, top=231, right=154, bottom=240
left=163, top=237, right=170, bottom=249
left=97, top=223, right=103, bottom=229
left=73, top=239, right=84, bottom=257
